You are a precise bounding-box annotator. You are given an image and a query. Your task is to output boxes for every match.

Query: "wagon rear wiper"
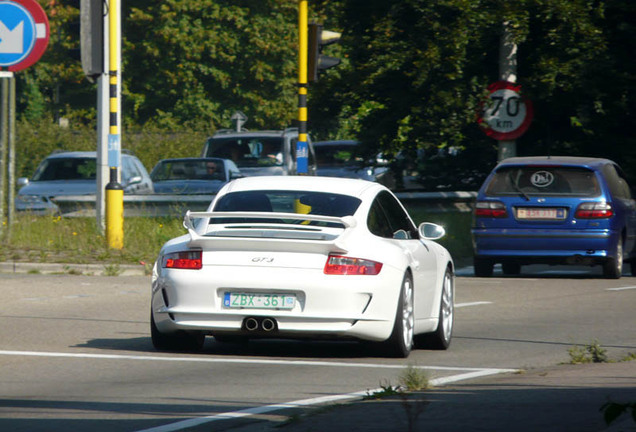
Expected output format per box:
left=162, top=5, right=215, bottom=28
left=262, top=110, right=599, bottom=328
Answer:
left=508, top=173, right=530, bottom=201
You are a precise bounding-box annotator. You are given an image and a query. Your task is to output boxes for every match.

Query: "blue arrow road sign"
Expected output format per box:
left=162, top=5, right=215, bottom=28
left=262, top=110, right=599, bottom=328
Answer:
left=0, top=2, right=37, bottom=67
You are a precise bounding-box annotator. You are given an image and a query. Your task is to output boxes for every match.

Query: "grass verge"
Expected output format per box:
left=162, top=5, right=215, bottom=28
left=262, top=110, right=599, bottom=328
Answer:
left=1, top=214, right=187, bottom=266
left=0, top=209, right=474, bottom=266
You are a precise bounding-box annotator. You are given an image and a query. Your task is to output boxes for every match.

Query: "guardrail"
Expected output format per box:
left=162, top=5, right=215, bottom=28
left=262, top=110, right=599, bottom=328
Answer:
left=50, top=191, right=478, bottom=217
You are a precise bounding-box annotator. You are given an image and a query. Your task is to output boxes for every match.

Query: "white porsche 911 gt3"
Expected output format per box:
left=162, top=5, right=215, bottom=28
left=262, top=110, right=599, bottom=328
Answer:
left=151, top=176, right=455, bottom=357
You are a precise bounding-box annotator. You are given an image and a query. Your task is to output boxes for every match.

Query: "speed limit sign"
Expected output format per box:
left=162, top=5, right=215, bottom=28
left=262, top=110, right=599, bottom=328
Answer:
left=479, top=81, right=533, bottom=140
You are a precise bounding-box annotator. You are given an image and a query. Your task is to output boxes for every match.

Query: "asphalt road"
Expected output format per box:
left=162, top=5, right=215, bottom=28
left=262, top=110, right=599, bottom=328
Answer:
left=0, top=266, right=635, bottom=431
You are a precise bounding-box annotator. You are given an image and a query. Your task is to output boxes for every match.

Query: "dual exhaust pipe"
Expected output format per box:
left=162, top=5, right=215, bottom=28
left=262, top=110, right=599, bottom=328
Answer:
left=243, top=317, right=277, bottom=332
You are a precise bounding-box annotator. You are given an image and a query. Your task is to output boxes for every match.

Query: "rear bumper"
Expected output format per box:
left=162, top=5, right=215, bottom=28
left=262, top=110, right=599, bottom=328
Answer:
left=472, top=228, right=618, bottom=263
left=151, top=264, right=404, bottom=342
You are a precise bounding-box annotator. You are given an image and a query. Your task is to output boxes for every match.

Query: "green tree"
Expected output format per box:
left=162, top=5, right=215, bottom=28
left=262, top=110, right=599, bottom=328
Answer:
left=123, top=0, right=299, bottom=129
left=309, top=0, right=636, bottom=181
left=9, top=0, right=636, bottom=186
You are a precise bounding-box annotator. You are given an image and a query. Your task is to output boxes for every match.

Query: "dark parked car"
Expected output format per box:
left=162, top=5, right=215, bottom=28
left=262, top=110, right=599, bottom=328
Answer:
left=150, top=157, right=242, bottom=194
left=313, top=140, right=396, bottom=189
left=16, top=151, right=154, bottom=215
left=471, top=156, right=636, bottom=278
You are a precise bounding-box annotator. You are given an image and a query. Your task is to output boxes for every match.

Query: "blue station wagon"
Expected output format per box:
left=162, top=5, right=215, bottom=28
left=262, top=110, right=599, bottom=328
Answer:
left=471, top=156, right=636, bottom=278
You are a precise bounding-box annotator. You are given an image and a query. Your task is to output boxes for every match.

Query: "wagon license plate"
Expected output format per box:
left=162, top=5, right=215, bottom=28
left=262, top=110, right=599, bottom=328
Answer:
left=223, top=292, right=295, bottom=310
left=516, top=207, right=566, bottom=220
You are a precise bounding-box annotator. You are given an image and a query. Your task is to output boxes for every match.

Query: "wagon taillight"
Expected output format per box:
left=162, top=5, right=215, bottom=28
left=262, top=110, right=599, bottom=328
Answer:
left=575, top=202, right=614, bottom=219
left=474, top=201, right=508, bottom=218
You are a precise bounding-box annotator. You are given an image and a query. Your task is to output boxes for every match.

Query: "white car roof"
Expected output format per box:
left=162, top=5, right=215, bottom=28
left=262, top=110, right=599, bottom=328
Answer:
left=219, top=175, right=383, bottom=198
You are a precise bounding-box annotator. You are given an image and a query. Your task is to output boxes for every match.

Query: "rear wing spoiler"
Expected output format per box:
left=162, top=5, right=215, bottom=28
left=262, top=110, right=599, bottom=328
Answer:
left=182, top=211, right=357, bottom=253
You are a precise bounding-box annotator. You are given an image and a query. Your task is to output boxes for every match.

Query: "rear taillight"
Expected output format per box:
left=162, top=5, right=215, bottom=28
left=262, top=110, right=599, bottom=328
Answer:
left=474, top=201, right=508, bottom=218
left=575, top=202, right=614, bottom=219
left=324, top=255, right=382, bottom=275
left=162, top=251, right=202, bottom=269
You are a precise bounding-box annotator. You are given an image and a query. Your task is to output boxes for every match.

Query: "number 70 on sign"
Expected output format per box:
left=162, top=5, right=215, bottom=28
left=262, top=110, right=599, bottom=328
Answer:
left=478, top=80, right=533, bottom=141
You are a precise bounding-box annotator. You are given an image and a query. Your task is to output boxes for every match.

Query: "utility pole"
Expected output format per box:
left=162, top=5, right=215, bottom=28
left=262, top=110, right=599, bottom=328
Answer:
left=0, top=74, right=16, bottom=235
left=0, top=76, right=8, bottom=238
left=95, top=2, right=109, bottom=233
left=498, top=22, right=517, bottom=161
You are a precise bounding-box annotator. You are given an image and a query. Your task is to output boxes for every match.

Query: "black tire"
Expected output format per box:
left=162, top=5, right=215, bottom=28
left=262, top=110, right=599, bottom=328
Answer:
left=415, top=267, right=454, bottom=350
left=502, top=262, right=521, bottom=275
left=151, top=312, right=205, bottom=352
left=603, top=240, right=623, bottom=279
left=384, top=272, right=414, bottom=358
left=474, top=257, right=493, bottom=277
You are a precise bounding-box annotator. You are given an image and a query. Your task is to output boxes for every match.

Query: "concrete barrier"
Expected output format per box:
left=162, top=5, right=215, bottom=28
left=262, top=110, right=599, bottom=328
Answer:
left=51, top=191, right=477, bottom=217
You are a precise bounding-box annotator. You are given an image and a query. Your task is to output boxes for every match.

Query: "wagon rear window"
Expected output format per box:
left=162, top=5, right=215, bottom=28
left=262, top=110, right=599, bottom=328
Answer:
left=485, top=166, right=601, bottom=197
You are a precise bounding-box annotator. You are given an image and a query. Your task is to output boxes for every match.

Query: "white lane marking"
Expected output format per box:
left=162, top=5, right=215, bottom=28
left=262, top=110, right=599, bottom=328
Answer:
left=0, top=350, right=509, bottom=372
left=607, top=286, right=636, bottom=291
left=134, top=368, right=515, bottom=432
left=455, top=301, right=493, bottom=308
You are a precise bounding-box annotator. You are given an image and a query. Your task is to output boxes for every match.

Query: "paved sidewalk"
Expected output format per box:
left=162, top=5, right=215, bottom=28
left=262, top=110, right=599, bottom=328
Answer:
left=221, top=361, right=636, bottom=432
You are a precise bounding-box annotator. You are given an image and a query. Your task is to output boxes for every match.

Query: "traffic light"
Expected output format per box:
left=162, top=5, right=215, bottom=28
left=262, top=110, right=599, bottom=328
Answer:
left=80, top=0, right=104, bottom=81
left=307, top=23, right=342, bottom=82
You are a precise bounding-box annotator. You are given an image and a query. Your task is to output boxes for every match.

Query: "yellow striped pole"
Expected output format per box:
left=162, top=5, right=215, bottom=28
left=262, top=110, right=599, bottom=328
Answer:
left=106, top=0, right=123, bottom=249
left=296, top=0, right=309, bottom=174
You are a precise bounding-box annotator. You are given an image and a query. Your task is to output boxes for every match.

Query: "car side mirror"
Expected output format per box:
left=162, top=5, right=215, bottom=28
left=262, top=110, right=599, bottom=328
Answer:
left=418, top=222, right=445, bottom=240
left=125, top=176, right=142, bottom=187
left=18, top=177, right=29, bottom=187
left=230, top=171, right=244, bottom=180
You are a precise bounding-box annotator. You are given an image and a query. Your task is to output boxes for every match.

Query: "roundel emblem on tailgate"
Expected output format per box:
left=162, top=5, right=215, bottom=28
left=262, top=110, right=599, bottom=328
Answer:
left=530, top=171, right=554, bottom=188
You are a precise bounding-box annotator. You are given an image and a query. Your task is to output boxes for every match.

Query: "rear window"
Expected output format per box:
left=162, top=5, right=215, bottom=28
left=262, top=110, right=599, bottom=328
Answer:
left=151, top=159, right=227, bottom=182
left=485, top=166, right=601, bottom=197
left=315, top=144, right=362, bottom=167
left=206, top=137, right=284, bottom=168
left=33, top=157, right=97, bottom=181
left=213, top=190, right=361, bottom=216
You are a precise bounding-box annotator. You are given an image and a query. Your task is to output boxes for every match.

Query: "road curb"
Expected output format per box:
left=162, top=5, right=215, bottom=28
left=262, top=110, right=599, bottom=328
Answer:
left=0, top=261, right=149, bottom=276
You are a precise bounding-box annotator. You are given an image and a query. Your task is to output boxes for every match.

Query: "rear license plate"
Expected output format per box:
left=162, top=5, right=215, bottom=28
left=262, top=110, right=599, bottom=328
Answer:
left=223, top=292, right=295, bottom=310
left=516, top=207, right=566, bottom=220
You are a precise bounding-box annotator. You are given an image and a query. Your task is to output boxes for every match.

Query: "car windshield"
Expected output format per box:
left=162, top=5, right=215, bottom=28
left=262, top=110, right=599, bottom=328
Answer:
left=32, top=157, right=97, bottom=181
left=151, top=160, right=227, bottom=182
left=485, top=166, right=601, bottom=197
left=206, top=137, right=284, bottom=168
left=212, top=190, right=361, bottom=218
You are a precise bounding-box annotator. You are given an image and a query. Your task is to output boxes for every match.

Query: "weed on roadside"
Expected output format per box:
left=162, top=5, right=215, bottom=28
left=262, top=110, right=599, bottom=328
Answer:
left=568, top=340, right=608, bottom=364
left=64, top=266, right=83, bottom=276
left=619, top=352, right=636, bottom=362
left=103, top=264, right=122, bottom=277
left=399, top=364, right=430, bottom=391
left=364, top=380, right=402, bottom=400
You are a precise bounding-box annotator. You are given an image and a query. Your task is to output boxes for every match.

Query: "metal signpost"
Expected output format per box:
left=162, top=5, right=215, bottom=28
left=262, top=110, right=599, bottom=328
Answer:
left=478, top=23, right=533, bottom=161
left=0, top=0, right=49, bottom=238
